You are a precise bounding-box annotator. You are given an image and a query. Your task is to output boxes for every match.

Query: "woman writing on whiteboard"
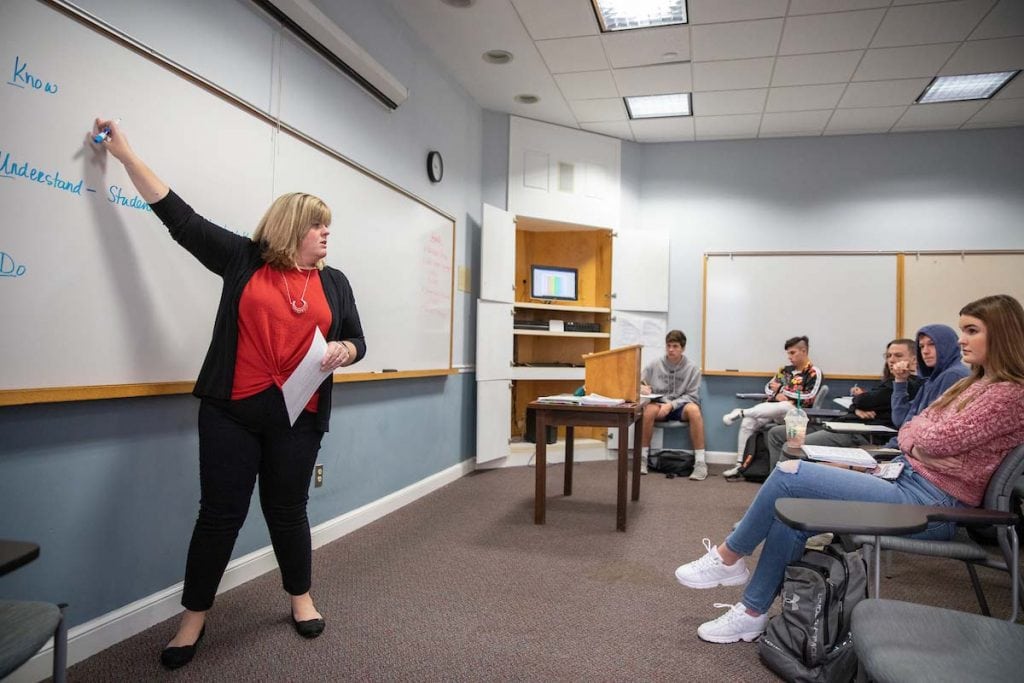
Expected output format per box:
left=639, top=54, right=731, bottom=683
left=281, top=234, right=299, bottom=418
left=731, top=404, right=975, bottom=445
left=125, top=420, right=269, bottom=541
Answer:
left=672, top=293, right=1024, bottom=645
left=93, top=118, right=365, bottom=669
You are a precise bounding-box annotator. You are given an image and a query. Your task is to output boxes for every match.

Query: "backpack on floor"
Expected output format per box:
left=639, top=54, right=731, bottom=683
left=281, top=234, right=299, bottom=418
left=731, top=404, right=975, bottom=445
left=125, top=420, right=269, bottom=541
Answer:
left=758, top=545, right=868, bottom=683
left=735, top=430, right=771, bottom=482
left=648, top=451, right=695, bottom=476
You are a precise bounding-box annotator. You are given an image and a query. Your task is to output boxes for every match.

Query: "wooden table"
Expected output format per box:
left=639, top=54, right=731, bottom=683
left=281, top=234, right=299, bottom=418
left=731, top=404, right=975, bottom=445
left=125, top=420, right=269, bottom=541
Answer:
left=528, top=400, right=643, bottom=532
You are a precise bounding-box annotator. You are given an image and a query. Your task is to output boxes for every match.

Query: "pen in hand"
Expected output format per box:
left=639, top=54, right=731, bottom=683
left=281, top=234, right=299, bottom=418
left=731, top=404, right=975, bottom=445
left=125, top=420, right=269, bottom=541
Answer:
left=93, top=118, right=121, bottom=143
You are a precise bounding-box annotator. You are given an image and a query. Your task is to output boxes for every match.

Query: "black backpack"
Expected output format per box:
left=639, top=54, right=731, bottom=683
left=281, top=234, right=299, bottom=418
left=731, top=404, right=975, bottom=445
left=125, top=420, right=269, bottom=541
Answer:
left=648, top=451, right=695, bottom=477
left=758, top=545, right=868, bottom=682
left=734, top=429, right=771, bottom=482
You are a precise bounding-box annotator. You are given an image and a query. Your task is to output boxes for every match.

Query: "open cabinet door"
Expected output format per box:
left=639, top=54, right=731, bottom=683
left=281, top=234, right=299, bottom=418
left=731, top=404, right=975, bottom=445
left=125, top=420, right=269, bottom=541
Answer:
left=611, top=230, right=669, bottom=312
left=476, top=380, right=512, bottom=464
left=476, top=301, right=513, bottom=381
left=480, top=203, right=516, bottom=304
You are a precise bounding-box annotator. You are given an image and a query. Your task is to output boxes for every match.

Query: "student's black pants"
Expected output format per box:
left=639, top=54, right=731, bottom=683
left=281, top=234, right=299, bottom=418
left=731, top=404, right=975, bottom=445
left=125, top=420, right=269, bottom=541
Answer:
left=181, top=387, right=323, bottom=612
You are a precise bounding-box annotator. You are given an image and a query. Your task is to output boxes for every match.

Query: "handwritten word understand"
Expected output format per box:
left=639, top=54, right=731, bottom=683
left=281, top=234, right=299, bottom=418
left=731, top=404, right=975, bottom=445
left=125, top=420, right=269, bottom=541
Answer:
left=0, top=148, right=83, bottom=195
left=8, top=56, right=57, bottom=94
left=0, top=251, right=27, bottom=277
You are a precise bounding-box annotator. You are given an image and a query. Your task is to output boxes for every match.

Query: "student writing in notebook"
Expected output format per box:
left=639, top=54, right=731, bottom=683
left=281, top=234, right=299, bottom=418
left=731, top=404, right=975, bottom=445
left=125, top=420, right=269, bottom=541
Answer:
left=672, top=294, right=1024, bottom=646
left=639, top=330, right=707, bottom=479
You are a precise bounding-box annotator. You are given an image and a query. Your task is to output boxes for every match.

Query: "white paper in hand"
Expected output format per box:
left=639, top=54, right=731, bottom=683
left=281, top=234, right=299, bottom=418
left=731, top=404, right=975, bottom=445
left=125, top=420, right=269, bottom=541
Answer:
left=281, top=327, right=331, bottom=426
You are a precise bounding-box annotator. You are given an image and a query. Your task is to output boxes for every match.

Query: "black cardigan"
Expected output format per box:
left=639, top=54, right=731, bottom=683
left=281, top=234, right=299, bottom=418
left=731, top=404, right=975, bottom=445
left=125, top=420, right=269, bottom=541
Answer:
left=151, top=190, right=366, bottom=432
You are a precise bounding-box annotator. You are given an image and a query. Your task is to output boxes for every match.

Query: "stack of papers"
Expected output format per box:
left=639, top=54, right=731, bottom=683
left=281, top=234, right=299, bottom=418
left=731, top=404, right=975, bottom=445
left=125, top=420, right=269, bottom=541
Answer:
left=536, top=393, right=626, bottom=406
left=801, top=445, right=878, bottom=468
left=536, top=394, right=581, bottom=404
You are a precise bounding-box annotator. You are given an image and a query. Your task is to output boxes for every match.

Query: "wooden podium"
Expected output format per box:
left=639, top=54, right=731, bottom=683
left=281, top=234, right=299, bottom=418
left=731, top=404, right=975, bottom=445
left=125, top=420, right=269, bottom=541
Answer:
left=582, top=344, right=642, bottom=402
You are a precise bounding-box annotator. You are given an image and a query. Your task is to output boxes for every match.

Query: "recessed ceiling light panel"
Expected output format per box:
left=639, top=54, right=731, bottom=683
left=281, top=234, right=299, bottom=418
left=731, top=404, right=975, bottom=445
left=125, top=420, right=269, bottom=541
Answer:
left=592, top=0, right=687, bottom=32
left=625, top=93, right=691, bottom=119
left=917, top=71, right=1019, bottom=104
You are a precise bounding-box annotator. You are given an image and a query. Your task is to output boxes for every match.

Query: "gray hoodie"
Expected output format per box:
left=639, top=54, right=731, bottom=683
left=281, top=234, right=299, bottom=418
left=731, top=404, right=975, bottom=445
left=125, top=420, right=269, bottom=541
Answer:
left=641, top=354, right=702, bottom=410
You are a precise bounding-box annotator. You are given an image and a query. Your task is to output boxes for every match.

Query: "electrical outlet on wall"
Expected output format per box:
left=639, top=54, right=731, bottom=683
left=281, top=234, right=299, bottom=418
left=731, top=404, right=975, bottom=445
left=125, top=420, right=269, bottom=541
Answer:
left=314, top=464, right=324, bottom=487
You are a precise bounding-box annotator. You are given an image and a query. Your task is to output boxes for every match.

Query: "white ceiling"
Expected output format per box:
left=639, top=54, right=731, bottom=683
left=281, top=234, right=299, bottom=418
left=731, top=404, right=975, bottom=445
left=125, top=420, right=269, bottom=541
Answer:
left=385, top=0, right=1024, bottom=142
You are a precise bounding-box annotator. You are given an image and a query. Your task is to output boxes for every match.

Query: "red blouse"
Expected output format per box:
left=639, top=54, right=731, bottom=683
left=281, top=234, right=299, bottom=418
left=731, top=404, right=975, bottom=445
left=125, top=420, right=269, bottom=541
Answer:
left=232, top=264, right=332, bottom=413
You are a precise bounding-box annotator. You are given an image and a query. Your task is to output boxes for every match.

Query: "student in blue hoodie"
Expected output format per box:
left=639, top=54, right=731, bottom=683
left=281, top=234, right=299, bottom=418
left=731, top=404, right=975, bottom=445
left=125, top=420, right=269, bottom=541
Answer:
left=885, top=323, right=969, bottom=448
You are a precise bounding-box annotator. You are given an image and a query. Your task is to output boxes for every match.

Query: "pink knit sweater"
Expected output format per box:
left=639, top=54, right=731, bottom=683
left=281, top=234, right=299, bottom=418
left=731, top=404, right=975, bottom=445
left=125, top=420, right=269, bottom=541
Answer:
left=899, top=380, right=1024, bottom=506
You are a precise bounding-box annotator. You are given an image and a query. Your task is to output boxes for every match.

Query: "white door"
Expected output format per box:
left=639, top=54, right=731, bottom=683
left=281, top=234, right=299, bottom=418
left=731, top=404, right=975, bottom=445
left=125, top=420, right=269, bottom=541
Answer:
left=476, top=301, right=513, bottom=381
left=476, top=380, right=513, bottom=464
left=480, top=203, right=516, bottom=303
left=611, top=230, right=669, bottom=312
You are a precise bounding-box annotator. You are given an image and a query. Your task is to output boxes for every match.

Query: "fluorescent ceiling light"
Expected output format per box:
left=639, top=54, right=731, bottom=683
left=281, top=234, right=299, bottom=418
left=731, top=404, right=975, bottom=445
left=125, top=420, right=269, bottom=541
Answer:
left=592, top=0, right=687, bottom=32
left=917, top=71, right=1019, bottom=104
left=625, top=93, right=691, bottom=119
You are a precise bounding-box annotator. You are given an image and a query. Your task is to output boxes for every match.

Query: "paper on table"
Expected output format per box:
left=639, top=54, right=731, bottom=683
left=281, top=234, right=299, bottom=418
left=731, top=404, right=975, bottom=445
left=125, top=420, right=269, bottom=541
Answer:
left=833, top=396, right=853, bottom=409
left=281, top=327, right=331, bottom=426
left=579, top=393, right=625, bottom=406
left=537, top=394, right=582, bottom=404
left=801, top=445, right=878, bottom=467
left=823, top=421, right=897, bottom=433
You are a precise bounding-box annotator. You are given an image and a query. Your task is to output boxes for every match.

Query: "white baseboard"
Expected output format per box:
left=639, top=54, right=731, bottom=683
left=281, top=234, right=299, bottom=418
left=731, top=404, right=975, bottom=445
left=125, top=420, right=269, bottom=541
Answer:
left=476, top=448, right=736, bottom=469
left=7, top=459, right=476, bottom=683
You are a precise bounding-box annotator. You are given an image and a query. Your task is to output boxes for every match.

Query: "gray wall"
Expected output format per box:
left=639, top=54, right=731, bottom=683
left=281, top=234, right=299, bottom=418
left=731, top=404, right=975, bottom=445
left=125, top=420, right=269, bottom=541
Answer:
left=633, top=127, right=1024, bottom=452
left=0, top=0, right=480, bottom=627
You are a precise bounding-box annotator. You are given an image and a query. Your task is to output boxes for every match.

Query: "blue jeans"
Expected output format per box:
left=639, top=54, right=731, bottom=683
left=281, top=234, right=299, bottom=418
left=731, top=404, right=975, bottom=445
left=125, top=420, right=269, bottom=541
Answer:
left=724, top=456, right=963, bottom=614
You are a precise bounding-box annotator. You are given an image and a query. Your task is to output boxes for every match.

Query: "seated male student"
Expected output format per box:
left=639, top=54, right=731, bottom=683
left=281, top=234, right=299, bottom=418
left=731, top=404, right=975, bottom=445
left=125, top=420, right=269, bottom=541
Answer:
left=765, top=338, right=921, bottom=468
left=639, top=330, right=707, bottom=480
left=722, top=336, right=822, bottom=479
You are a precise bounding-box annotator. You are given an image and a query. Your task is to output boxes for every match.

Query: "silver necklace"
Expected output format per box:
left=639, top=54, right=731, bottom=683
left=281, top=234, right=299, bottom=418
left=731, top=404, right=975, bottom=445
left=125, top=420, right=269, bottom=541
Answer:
left=281, top=268, right=313, bottom=314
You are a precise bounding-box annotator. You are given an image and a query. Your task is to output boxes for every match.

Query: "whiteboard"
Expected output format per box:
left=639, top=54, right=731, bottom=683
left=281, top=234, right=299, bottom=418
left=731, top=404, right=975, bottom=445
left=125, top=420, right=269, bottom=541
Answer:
left=703, top=254, right=898, bottom=377
left=904, top=253, right=1024, bottom=336
left=0, top=0, right=454, bottom=399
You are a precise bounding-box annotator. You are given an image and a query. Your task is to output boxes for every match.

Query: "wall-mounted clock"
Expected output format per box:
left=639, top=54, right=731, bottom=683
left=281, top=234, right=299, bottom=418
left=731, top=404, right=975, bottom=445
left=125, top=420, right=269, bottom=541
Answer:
left=427, top=150, right=444, bottom=183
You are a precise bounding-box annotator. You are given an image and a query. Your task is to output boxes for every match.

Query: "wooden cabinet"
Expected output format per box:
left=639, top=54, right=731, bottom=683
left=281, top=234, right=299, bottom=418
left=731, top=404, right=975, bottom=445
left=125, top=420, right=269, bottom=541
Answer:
left=476, top=204, right=666, bottom=466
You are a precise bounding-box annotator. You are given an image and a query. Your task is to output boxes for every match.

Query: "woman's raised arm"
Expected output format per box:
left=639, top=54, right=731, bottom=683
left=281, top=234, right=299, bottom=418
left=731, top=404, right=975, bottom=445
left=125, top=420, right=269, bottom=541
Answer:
left=93, top=117, right=169, bottom=204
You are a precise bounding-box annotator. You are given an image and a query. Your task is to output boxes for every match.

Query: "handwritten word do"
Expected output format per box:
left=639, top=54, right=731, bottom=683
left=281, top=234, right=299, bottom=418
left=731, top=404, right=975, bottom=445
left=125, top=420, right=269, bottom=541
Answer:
left=9, top=56, right=58, bottom=94
left=0, top=251, right=27, bottom=277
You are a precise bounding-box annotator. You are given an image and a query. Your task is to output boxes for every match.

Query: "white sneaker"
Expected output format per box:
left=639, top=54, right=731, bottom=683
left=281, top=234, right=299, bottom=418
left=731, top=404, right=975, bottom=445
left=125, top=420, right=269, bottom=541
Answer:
left=722, top=409, right=743, bottom=426
left=675, top=538, right=750, bottom=589
left=689, top=461, right=708, bottom=481
left=697, top=603, right=768, bottom=644
left=640, top=453, right=648, bottom=475
left=722, top=464, right=742, bottom=478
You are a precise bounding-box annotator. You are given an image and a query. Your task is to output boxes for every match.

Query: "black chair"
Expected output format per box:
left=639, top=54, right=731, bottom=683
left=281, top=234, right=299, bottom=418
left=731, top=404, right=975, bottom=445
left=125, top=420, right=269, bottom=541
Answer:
left=0, top=541, right=67, bottom=683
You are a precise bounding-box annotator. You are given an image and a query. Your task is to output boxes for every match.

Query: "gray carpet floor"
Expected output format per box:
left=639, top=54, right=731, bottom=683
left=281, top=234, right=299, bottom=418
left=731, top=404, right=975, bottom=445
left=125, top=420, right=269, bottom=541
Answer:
left=68, top=462, right=1021, bottom=681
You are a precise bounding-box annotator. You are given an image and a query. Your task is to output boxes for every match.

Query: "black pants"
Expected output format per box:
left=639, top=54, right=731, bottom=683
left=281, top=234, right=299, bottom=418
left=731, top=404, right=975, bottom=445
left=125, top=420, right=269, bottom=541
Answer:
left=181, top=387, right=323, bottom=611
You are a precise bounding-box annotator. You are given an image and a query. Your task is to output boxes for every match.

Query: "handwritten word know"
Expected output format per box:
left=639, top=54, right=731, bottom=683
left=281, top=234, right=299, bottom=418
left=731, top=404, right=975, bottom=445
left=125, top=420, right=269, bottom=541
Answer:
left=0, top=148, right=83, bottom=195
left=0, top=251, right=27, bottom=277
left=108, top=185, right=153, bottom=212
left=8, top=56, right=58, bottom=94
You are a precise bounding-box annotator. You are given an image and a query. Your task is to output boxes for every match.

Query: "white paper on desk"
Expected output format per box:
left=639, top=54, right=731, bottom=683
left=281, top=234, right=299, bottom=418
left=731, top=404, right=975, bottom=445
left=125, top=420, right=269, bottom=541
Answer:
left=580, top=393, right=625, bottom=406
left=802, top=445, right=877, bottom=467
left=833, top=396, right=853, bottom=409
left=281, top=327, right=331, bottom=426
left=823, top=421, right=896, bottom=433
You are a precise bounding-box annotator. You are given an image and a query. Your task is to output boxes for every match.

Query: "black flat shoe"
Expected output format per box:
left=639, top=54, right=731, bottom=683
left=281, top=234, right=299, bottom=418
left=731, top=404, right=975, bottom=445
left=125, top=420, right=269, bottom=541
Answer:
left=160, top=625, right=205, bottom=670
left=292, top=615, right=325, bottom=639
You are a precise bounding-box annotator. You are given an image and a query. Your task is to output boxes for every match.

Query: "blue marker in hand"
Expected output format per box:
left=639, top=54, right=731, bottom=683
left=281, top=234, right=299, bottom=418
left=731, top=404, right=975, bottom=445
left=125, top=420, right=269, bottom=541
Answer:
left=93, top=118, right=121, bottom=143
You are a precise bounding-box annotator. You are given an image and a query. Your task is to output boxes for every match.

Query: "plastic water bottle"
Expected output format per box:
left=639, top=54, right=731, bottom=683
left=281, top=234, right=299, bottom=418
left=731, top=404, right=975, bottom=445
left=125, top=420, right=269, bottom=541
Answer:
left=785, top=392, right=808, bottom=447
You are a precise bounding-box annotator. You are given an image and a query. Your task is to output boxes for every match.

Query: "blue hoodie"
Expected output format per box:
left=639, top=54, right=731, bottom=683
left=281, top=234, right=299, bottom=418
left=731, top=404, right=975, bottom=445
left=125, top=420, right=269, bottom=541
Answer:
left=887, top=323, right=970, bottom=447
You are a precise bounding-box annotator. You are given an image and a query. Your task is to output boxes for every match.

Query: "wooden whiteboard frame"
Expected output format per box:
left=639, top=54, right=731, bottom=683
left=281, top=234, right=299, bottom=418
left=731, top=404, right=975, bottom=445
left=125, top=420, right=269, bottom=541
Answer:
left=0, top=0, right=456, bottom=406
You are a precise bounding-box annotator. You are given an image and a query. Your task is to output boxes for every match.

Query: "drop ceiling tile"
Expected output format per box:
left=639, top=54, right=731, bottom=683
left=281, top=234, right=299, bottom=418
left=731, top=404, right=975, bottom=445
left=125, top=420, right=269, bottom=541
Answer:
left=963, top=97, right=1024, bottom=126
left=779, top=9, right=885, bottom=55
left=630, top=117, right=696, bottom=142
left=766, top=84, right=846, bottom=112
left=891, top=0, right=956, bottom=4
left=570, top=97, right=628, bottom=122
left=536, top=36, right=608, bottom=73
left=853, top=44, right=960, bottom=81
left=824, top=106, right=908, bottom=134
left=688, top=0, right=788, bottom=24
left=692, top=57, right=775, bottom=90
left=601, top=25, right=691, bottom=69
left=995, top=73, right=1024, bottom=98
left=941, top=37, right=1024, bottom=75
left=788, top=0, right=890, bottom=15
left=970, top=0, right=1024, bottom=40
left=759, top=110, right=831, bottom=136
left=872, top=0, right=996, bottom=48
left=839, top=78, right=932, bottom=107
left=510, top=0, right=600, bottom=40
left=892, top=100, right=987, bottom=130
left=612, top=63, right=692, bottom=96
left=691, top=18, right=785, bottom=61
left=554, top=70, right=620, bottom=100
left=694, top=113, right=762, bottom=140
left=580, top=120, right=636, bottom=141
left=693, top=88, right=767, bottom=115
left=771, top=51, right=863, bottom=86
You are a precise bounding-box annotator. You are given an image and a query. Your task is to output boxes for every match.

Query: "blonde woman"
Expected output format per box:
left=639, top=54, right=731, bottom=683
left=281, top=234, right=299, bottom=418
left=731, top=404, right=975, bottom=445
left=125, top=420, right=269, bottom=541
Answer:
left=674, top=294, right=1024, bottom=645
left=93, top=119, right=365, bottom=668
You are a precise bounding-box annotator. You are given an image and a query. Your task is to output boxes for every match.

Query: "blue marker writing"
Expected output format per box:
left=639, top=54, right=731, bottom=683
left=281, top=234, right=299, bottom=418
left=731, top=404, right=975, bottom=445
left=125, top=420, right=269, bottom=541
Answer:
left=93, top=118, right=121, bottom=144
